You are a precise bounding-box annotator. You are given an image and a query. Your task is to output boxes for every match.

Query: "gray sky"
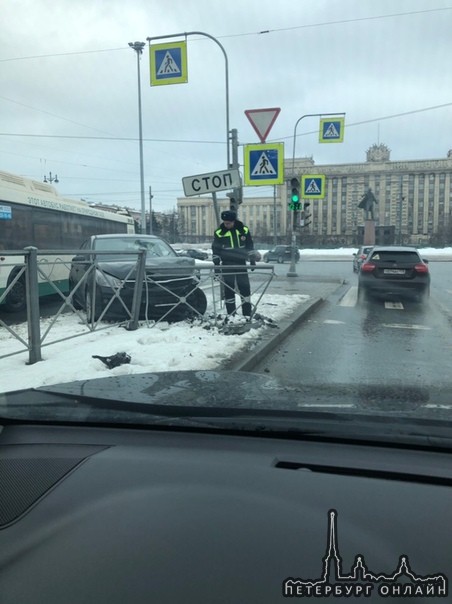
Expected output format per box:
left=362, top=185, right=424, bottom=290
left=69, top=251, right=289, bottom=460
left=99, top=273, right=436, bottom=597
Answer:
left=1, top=0, right=452, bottom=212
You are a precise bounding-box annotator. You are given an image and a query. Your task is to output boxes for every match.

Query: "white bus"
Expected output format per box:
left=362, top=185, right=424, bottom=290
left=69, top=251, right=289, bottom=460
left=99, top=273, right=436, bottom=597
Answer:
left=0, top=170, right=135, bottom=312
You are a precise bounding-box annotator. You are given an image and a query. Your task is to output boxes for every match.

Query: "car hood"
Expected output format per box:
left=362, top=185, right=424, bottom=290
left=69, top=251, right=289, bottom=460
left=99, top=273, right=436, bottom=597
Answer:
left=97, top=256, right=196, bottom=279
left=3, top=371, right=452, bottom=436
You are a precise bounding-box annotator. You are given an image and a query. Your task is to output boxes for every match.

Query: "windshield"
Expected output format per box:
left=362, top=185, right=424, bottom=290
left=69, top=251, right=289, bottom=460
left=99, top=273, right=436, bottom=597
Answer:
left=93, top=237, right=177, bottom=259
left=1, top=1, right=452, bottom=441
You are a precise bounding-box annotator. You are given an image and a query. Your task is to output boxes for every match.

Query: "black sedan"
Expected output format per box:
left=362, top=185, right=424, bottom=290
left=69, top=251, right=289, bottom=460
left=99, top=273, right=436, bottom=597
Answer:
left=69, top=234, right=207, bottom=321
left=263, top=245, right=300, bottom=263
left=358, top=246, right=430, bottom=302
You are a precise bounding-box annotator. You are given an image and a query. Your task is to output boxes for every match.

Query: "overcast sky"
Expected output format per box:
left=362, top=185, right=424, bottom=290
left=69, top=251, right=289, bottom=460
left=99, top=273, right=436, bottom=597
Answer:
left=1, top=0, right=452, bottom=212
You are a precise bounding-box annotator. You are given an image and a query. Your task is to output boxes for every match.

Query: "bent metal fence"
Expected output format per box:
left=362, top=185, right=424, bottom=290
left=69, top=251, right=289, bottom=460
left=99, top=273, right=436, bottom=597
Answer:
left=0, top=247, right=275, bottom=365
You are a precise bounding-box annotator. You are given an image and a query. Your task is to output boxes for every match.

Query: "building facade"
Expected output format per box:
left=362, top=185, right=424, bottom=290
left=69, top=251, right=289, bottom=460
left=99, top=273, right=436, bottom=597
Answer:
left=177, top=195, right=285, bottom=243
left=177, top=145, right=452, bottom=246
left=293, top=144, right=452, bottom=246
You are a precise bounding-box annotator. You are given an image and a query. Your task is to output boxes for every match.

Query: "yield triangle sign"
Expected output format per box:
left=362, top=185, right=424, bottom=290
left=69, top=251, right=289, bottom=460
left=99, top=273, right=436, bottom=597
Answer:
left=245, top=107, right=281, bottom=143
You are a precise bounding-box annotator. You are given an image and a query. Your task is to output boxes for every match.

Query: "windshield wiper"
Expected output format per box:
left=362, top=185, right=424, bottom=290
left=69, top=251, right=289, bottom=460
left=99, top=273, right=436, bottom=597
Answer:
left=4, top=390, right=452, bottom=447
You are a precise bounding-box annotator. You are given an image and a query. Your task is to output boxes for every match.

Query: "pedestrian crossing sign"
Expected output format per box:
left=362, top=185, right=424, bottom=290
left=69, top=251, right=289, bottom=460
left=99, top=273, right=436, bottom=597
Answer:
left=150, top=41, right=188, bottom=86
left=243, top=143, right=284, bottom=186
left=301, top=174, right=326, bottom=198
left=319, top=117, right=345, bottom=143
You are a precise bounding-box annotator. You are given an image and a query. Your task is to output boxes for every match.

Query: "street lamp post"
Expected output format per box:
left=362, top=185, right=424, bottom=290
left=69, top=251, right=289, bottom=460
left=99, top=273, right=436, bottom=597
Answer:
left=287, top=112, right=346, bottom=277
left=128, top=41, right=147, bottom=234
left=43, top=172, right=59, bottom=184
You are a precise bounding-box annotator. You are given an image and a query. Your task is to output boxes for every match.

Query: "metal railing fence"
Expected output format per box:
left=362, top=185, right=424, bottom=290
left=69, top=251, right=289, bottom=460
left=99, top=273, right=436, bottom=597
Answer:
left=0, top=248, right=274, bottom=365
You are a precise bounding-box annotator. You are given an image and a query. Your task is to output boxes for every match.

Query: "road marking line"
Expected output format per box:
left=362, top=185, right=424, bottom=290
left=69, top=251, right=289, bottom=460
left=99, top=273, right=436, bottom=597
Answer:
left=384, top=301, right=404, bottom=309
left=299, top=404, right=355, bottom=408
left=424, top=404, right=452, bottom=409
left=382, top=323, right=431, bottom=330
left=323, top=319, right=346, bottom=325
left=338, top=285, right=358, bottom=307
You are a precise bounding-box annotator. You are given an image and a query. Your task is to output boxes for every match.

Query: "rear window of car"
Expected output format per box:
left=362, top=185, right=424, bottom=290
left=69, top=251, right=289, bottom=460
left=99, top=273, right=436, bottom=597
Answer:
left=370, top=251, right=420, bottom=263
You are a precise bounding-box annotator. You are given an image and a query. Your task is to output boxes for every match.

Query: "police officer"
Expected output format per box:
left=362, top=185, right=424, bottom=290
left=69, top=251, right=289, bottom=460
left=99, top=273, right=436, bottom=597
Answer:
left=212, top=210, right=259, bottom=318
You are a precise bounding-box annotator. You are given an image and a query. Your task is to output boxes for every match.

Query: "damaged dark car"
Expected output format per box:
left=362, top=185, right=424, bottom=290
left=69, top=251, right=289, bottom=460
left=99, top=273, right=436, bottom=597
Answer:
left=69, top=234, right=207, bottom=322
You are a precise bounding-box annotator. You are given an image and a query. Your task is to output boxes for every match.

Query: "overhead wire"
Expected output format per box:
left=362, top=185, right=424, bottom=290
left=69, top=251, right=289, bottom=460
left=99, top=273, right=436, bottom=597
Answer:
left=0, top=7, right=450, bottom=62
left=217, top=7, right=452, bottom=39
left=1, top=7, right=451, bottom=206
left=2, top=102, right=451, bottom=145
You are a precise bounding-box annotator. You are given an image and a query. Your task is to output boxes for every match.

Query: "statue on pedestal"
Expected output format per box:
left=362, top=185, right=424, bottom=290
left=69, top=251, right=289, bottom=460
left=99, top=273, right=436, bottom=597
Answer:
left=358, top=187, right=378, bottom=221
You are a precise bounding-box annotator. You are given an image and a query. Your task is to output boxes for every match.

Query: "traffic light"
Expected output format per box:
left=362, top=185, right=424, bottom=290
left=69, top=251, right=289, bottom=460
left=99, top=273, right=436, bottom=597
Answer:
left=227, top=188, right=242, bottom=213
left=290, top=177, right=300, bottom=203
left=303, top=201, right=312, bottom=226
left=288, top=177, right=301, bottom=210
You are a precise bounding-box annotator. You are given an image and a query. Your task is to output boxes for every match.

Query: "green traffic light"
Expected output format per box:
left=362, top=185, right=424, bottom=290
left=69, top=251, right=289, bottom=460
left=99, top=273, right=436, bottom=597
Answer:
left=290, top=177, right=300, bottom=205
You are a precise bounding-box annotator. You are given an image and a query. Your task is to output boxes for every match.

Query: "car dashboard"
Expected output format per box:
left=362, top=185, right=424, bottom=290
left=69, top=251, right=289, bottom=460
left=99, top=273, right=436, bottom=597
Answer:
left=0, top=421, right=451, bottom=602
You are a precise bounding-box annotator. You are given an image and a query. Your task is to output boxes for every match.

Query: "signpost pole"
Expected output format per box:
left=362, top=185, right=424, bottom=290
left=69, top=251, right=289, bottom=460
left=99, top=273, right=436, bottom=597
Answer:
left=128, top=41, right=147, bottom=234
left=273, top=185, right=277, bottom=246
left=212, top=192, right=221, bottom=225
left=291, top=112, right=346, bottom=174
left=149, top=186, right=153, bottom=235
left=229, top=128, right=242, bottom=212
left=147, top=31, right=230, bottom=168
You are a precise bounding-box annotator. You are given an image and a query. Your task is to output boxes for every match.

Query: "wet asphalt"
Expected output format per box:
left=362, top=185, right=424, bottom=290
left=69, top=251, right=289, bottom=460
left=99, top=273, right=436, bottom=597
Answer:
left=252, top=260, right=452, bottom=398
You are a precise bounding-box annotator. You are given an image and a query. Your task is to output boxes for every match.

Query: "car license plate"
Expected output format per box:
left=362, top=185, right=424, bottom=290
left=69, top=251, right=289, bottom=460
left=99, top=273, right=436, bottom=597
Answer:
left=384, top=269, right=405, bottom=275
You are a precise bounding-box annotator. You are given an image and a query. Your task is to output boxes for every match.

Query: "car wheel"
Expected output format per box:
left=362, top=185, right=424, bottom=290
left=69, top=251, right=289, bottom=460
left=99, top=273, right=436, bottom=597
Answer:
left=163, top=287, right=208, bottom=322
left=68, top=278, right=83, bottom=310
left=85, top=288, right=103, bottom=322
left=185, top=287, right=208, bottom=318
left=4, top=275, right=26, bottom=312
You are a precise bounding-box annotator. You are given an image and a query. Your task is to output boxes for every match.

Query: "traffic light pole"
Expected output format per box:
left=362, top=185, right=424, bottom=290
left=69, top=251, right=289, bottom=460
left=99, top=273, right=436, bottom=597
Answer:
left=287, top=177, right=301, bottom=277
left=291, top=112, right=344, bottom=174
left=288, top=112, right=345, bottom=277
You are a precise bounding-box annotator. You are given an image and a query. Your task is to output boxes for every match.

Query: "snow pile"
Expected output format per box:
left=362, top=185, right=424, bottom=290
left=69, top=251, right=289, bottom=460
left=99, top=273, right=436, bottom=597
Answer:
left=0, top=293, right=309, bottom=393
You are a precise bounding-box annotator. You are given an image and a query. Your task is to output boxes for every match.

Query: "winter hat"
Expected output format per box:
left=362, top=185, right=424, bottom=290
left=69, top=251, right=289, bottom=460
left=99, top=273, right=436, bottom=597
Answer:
left=221, top=210, right=237, bottom=221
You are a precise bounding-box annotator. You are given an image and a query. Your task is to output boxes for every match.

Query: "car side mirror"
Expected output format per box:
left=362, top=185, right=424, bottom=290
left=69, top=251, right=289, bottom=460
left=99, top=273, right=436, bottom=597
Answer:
left=72, top=254, right=88, bottom=262
left=353, top=253, right=357, bottom=257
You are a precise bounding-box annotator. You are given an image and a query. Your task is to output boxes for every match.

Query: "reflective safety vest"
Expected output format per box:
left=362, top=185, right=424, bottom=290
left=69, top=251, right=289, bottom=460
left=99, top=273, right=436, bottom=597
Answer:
left=214, top=225, right=249, bottom=249
left=213, top=223, right=252, bottom=265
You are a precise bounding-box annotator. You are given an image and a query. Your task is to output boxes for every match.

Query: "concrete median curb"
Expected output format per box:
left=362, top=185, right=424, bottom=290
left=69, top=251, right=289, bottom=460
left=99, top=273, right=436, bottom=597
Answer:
left=224, top=297, right=325, bottom=372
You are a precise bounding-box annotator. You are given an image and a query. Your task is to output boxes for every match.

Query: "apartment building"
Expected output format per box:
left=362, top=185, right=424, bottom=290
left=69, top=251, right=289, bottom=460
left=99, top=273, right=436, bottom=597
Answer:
left=177, top=145, right=452, bottom=245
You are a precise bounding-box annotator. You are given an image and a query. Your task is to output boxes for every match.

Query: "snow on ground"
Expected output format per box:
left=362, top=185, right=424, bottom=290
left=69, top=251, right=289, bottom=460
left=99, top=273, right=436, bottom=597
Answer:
left=3, top=246, right=451, bottom=394
left=0, top=293, right=309, bottom=394
left=186, top=242, right=452, bottom=258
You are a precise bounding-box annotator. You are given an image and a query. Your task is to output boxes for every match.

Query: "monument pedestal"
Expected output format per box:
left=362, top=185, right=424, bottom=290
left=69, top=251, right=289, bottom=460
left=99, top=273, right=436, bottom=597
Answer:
left=363, top=220, right=376, bottom=245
